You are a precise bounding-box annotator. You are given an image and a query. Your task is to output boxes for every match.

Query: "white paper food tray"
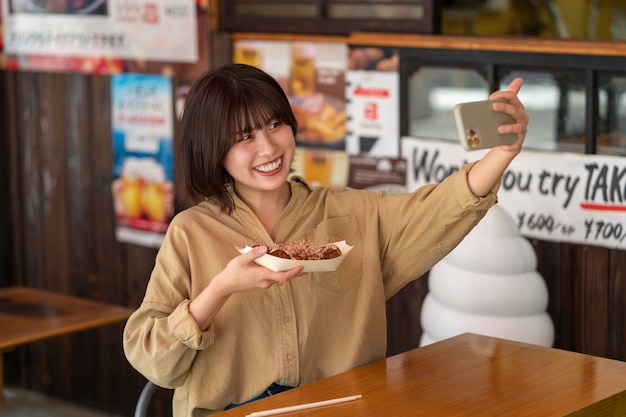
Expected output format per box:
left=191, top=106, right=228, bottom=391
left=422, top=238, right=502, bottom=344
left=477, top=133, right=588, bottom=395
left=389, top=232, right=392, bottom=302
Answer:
left=237, top=240, right=353, bottom=272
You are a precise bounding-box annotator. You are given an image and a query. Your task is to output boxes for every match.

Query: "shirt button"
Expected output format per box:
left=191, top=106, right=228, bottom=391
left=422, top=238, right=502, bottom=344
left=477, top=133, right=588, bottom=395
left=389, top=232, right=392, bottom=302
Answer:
left=283, top=315, right=291, bottom=325
left=287, top=353, right=295, bottom=361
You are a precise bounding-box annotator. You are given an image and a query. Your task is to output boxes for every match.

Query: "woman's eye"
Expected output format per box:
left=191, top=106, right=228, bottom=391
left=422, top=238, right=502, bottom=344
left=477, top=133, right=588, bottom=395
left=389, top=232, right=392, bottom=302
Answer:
left=269, top=121, right=280, bottom=131
left=233, top=133, right=252, bottom=144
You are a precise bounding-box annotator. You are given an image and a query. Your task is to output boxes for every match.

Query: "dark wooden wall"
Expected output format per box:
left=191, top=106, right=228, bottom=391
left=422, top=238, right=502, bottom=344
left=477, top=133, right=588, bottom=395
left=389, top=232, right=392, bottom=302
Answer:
left=1, top=68, right=625, bottom=416
left=0, top=70, right=172, bottom=416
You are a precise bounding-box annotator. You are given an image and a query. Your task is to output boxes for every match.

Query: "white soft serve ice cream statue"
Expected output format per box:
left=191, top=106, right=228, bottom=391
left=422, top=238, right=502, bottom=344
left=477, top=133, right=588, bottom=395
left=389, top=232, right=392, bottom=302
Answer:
left=420, top=204, right=555, bottom=347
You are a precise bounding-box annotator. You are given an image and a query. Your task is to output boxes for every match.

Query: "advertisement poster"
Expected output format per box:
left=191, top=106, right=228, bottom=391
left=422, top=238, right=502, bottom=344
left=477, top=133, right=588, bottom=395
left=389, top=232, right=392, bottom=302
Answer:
left=111, top=73, right=174, bottom=247
left=402, top=136, right=626, bottom=250
left=2, top=0, right=197, bottom=63
left=346, top=46, right=400, bottom=157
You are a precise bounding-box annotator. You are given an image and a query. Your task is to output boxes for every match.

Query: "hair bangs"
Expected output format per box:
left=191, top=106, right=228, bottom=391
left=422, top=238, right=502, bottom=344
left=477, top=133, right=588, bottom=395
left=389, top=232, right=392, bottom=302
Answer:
left=226, top=81, right=294, bottom=141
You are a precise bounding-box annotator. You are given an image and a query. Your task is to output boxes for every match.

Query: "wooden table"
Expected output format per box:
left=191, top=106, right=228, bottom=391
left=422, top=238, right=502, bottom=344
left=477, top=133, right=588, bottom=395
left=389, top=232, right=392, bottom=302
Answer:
left=0, top=286, right=134, bottom=408
left=219, top=333, right=626, bottom=416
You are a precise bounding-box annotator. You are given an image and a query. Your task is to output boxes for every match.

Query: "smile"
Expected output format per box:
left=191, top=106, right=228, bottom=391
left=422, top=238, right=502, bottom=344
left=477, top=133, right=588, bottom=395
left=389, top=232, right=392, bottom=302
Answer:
left=254, top=157, right=282, bottom=173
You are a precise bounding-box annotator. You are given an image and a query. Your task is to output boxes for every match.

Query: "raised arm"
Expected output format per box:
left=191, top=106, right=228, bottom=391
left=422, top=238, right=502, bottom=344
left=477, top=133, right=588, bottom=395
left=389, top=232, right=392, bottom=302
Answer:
left=467, top=78, right=529, bottom=197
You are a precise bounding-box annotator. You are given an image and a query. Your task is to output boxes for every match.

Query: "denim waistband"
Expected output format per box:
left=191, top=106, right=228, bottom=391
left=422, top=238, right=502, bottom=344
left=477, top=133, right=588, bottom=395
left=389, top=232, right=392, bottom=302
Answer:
left=224, top=383, right=293, bottom=410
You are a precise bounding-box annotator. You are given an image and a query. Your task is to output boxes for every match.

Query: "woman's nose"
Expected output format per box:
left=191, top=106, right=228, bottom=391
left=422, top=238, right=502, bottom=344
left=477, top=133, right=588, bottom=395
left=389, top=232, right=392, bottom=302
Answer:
left=255, top=131, right=276, bottom=155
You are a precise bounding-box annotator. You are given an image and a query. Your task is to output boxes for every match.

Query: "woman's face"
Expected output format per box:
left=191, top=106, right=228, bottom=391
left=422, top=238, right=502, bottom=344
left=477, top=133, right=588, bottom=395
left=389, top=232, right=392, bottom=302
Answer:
left=223, top=119, right=295, bottom=198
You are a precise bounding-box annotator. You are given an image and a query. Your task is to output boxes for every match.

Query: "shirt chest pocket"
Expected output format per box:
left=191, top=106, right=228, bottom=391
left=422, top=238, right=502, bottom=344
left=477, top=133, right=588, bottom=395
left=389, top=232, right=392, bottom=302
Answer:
left=306, top=216, right=363, bottom=293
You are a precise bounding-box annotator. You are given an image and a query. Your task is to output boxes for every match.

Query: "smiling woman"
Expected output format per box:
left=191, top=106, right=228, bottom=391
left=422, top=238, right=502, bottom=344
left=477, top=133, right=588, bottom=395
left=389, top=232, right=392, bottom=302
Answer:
left=122, top=62, right=530, bottom=417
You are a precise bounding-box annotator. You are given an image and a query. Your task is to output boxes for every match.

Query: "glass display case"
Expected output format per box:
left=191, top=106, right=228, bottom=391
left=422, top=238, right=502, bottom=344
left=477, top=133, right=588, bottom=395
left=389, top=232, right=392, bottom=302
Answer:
left=597, top=74, right=626, bottom=153
left=399, top=41, right=626, bottom=156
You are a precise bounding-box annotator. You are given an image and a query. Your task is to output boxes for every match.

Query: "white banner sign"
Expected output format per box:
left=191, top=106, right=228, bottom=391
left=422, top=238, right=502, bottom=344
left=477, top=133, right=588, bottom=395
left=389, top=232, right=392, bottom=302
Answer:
left=402, top=137, right=626, bottom=250
left=2, top=0, right=197, bottom=62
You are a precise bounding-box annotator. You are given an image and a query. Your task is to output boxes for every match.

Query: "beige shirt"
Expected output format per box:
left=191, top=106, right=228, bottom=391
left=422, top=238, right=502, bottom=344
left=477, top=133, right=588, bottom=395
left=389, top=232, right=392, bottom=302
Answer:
left=123, top=164, right=498, bottom=417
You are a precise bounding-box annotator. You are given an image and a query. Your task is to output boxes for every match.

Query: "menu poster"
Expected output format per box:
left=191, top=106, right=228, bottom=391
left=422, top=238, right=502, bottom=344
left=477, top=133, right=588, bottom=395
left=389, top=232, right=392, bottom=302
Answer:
left=346, top=46, right=400, bottom=157
left=1, top=0, right=197, bottom=63
left=111, top=73, right=174, bottom=247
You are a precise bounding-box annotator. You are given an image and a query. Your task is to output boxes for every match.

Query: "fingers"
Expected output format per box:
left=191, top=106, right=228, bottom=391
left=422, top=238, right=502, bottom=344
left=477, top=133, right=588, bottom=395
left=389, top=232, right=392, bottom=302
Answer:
left=506, top=77, right=524, bottom=94
left=253, top=245, right=268, bottom=257
left=488, top=77, right=523, bottom=97
left=487, top=78, right=529, bottom=151
left=244, top=246, right=305, bottom=281
left=231, top=248, right=306, bottom=290
left=491, top=78, right=527, bottom=120
left=254, top=266, right=305, bottom=290
left=489, top=77, right=523, bottom=103
left=274, top=266, right=306, bottom=281
left=238, top=245, right=267, bottom=264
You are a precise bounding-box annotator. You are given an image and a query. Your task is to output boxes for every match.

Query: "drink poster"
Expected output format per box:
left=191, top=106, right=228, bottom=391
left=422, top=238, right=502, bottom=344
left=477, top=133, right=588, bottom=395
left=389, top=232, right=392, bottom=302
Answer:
left=1, top=0, right=197, bottom=63
left=111, top=73, right=174, bottom=247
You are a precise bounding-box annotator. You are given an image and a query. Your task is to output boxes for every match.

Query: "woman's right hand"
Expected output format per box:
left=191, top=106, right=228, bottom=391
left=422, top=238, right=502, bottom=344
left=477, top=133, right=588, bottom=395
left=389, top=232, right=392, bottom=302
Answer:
left=188, top=246, right=304, bottom=330
left=216, top=245, right=305, bottom=294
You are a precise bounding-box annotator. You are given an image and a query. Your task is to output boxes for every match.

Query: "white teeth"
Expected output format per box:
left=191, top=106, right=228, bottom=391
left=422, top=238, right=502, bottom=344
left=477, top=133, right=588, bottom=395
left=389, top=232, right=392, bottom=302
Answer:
left=255, top=158, right=282, bottom=173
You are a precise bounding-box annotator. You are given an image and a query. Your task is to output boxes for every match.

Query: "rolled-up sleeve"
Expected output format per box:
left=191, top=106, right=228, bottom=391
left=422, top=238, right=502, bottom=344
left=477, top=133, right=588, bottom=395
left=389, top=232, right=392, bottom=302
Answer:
left=169, top=299, right=216, bottom=349
left=123, top=217, right=218, bottom=388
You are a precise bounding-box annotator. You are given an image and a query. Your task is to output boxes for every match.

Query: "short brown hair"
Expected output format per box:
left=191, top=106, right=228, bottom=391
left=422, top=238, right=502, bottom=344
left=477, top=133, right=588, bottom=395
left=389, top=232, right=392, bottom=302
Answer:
left=177, top=64, right=298, bottom=213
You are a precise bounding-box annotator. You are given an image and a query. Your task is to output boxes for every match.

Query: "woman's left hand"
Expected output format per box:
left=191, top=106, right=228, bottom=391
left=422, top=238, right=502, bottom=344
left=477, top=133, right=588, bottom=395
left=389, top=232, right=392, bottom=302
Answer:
left=489, top=77, right=529, bottom=154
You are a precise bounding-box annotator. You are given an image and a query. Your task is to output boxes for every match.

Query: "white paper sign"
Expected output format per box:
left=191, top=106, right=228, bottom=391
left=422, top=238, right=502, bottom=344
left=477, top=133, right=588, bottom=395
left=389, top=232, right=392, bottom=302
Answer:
left=346, top=70, right=399, bottom=156
left=2, top=0, right=197, bottom=62
left=402, top=136, right=626, bottom=250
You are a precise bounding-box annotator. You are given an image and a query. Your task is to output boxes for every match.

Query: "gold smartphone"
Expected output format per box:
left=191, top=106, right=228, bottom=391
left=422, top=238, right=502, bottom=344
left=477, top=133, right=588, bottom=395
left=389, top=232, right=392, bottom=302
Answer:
left=454, top=98, right=518, bottom=151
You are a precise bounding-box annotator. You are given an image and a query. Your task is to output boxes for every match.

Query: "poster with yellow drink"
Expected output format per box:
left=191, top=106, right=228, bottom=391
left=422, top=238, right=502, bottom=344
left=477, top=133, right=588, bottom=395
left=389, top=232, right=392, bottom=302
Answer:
left=111, top=73, right=174, bottom=247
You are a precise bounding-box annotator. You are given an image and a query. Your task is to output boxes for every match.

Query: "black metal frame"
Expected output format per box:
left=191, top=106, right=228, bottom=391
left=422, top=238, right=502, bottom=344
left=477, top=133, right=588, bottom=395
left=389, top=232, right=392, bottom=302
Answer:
left=218, top=0, right=441, bottom=35
left=399, top=46, right=626, bottom=154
